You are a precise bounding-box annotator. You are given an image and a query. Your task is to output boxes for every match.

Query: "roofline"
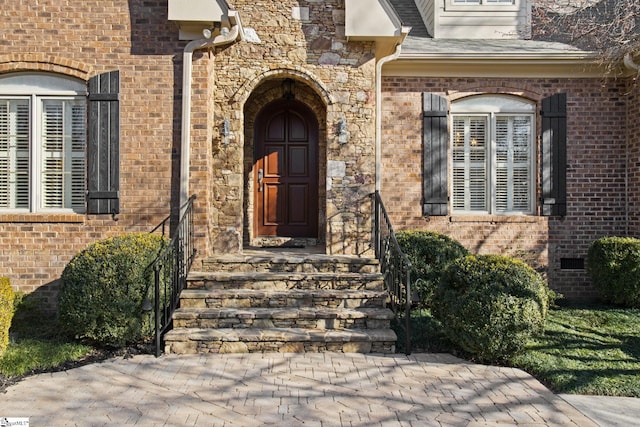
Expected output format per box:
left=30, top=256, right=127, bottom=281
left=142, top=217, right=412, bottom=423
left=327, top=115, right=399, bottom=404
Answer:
left=397, top=50, right=598, bottom=61
left=384, top=51, right=615, bottom=78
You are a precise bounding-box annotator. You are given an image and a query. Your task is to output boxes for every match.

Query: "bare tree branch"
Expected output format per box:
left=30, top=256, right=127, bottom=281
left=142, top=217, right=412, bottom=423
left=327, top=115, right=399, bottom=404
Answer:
left=533, top=0, right=640, bottom=75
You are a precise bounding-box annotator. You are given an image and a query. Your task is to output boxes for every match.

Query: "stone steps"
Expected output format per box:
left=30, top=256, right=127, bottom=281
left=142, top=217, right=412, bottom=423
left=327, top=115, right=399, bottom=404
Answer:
left=201, top=252, right=380, bottom=274
left=164, top=327, right=397, bottom=354
left=172, top=307, right=394, bottom=329
left=178, top=288, right=388, bottom=308
left=163, top=250, right=397, bottom=354
left=187, top=271, right=384, bottom=291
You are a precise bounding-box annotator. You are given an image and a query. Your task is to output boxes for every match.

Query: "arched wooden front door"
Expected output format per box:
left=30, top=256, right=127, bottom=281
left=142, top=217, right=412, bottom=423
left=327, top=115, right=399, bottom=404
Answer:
left=254, top=99, right=319, bottom=238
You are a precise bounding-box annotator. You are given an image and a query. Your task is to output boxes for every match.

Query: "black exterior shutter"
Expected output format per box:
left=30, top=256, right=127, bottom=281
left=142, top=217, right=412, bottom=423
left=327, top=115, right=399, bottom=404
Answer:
left=423, top=93, right=449, bottom=216
left=87, top=71, right=120, bottom=216
left=541, top=93, right=567, bottom=216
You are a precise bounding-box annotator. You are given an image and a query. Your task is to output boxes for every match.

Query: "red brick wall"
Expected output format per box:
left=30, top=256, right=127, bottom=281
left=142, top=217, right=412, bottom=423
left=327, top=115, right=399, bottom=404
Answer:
left=381, top=77, right=629, bottom=300
left=0, top=1, right=189, bottom=307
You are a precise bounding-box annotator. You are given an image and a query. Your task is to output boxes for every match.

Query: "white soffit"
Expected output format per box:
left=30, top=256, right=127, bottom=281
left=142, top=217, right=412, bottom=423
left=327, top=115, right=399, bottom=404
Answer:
left=345, top=0, right=403, bottom=39
left=168, top=0, right=228, bottom=22
left=384, top=37, right=604, bottom=78
left=168, top=0, right=233, bottom=40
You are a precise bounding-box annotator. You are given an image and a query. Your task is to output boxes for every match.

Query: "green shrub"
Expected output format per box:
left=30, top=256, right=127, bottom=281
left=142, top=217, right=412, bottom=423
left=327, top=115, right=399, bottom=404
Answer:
left=587, top=236, right=640, bottom=307
left=396, top=231, right=469, bottom=306
left=58, top=233, right=167, bottom=347
left=0, top=277, right=15, bottom=356
left=432, top=255, right=549, bottom=364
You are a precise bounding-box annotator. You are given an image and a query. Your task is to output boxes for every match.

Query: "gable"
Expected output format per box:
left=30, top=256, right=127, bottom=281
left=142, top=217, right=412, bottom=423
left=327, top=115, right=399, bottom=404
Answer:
left=345, top=0, right=405, bottom=40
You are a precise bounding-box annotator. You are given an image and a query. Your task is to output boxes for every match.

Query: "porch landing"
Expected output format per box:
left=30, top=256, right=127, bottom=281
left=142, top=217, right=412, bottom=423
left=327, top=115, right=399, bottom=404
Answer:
left=163, top=248, right=397, bottom=354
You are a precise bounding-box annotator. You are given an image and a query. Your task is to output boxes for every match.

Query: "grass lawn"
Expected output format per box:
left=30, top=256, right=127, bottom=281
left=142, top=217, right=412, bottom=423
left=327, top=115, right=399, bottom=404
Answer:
left=402, top=305, right=640, bottom=397
left=0, top=294, right=157, bottom=391
left=512, top=306, right=640, bottom=397
left=0, top=295, right=95, bottom=390
left=0, top=339, right=93, bottom=378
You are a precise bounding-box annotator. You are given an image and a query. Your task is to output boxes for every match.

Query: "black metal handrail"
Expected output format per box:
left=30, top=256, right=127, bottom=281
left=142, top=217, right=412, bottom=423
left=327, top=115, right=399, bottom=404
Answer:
left=372, top=191, right=412, bottom=355
left=145, top=194, right=197, bottom=356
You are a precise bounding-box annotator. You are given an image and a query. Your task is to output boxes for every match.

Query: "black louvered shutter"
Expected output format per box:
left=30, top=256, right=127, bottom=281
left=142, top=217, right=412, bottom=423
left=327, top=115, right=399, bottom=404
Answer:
left=87, top=71, right=120, bottom=216
left=423, top=93, right=449, bottom=216
left=541, top=93, right=567, bottom=216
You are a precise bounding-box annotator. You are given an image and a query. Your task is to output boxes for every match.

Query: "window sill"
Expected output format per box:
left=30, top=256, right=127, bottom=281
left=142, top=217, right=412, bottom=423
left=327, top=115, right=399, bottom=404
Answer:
left=443, top=5, right=520, bottom=12
left=0, top=213, right=85, bottom=223
left=449, top=215, right=545, bottom=224
left=444, top=0, right=521, bottom=12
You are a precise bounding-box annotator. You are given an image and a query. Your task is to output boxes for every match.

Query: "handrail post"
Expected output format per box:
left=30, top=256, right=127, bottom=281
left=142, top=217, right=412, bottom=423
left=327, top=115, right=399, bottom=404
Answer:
left=372, top=191, right=413, bottom=355
left=405, top=269, right=412, bottom=355
left=373, top=191, right=381, bottom=258
left=154, top=265, right=161, bottom=357
left=147, top=194, right=196, bottom=357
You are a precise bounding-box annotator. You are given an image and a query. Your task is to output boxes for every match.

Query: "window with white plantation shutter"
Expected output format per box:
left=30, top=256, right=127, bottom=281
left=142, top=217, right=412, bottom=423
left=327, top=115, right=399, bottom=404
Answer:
left=41, top=99, right=86, bottom=210
left=0, top=73, right=87, bottom=213
left=451, top=95, right=535, bottom=215
left=452, top=116, right=487, bottom=212
left=0, top=99, right=30, bottom=209
left=494, top=115, right=532, bottom=213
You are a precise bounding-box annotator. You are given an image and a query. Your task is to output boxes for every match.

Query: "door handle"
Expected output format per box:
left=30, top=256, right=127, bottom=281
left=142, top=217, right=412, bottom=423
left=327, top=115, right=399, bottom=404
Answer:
left=257, top=168, right=264, bottom=192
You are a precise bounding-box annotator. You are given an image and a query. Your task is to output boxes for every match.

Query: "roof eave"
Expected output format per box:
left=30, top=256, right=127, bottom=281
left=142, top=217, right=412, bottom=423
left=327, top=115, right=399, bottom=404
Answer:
left=385, top=52, right=614, bottom=78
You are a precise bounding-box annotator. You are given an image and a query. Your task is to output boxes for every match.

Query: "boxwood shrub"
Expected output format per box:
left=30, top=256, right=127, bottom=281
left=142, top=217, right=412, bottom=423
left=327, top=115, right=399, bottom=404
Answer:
left=587, top=236, right=640, bottom=307
left=58, top=233, right=167, bottom=347
left=0, top=277, right=15, bottom=356
left=396, top=230, right=469, bottom=307
left=432, top=255, right=549, bottom=364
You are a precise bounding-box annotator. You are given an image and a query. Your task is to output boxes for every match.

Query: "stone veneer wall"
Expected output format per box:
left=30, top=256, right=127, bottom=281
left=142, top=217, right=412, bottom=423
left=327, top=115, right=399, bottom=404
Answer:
left=242, top=80, right=328, bottom=246
left=201, top=0, right=378, bottom=256
left=0, top=0, right=183, bottom=307
left=381, top=77, right=629, bottom=300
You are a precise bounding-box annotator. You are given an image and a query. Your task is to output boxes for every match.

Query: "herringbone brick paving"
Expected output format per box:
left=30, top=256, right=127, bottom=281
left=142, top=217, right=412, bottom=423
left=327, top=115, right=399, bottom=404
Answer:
left=0, top=352, right=607, bottom=426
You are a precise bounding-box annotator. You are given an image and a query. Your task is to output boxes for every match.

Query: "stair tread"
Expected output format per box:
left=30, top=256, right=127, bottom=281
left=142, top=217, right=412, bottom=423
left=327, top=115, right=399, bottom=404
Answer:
left=180, top=288, right=387, bottom=298
left=188, top=271, right=383, bottom=280
left=173, top=306, right=394, bottom=320
left=164, top=327, right=397, bottom=342
left=203, top=252, right=379, bottom=264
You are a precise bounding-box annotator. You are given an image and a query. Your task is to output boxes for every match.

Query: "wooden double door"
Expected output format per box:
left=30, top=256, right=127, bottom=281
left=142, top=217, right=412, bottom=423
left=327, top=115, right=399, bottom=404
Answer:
left=254, top=99, right=319, bottom=238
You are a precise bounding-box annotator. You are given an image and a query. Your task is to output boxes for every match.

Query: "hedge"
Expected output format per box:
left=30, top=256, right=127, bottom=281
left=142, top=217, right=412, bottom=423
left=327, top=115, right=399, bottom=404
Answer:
left=587, top=236, right=640, bottom=307
left=0, top=277, right=15, bottom=356
left=432, top=255, right=550, bottom=363
left=396, top=230, right=469, bottom=307
left=58, top=233, right=167, bottom=347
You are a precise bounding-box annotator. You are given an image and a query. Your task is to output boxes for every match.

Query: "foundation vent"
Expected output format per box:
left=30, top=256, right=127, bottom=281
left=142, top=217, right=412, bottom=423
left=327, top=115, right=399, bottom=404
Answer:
left=560, top=258, right=585, bottom=270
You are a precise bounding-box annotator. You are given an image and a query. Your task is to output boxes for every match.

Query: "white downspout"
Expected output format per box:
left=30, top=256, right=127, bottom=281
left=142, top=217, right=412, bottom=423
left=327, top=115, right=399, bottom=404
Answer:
left=180, top=22, right=241, bottom=214
left=623, top=53, right=639, bottom=235
left=375, top=44, right=403, bottom=192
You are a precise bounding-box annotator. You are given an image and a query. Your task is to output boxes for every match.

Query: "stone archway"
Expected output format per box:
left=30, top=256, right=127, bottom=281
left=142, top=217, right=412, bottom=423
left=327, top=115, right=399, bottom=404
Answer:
left=243, top=76, right=327, bottom=248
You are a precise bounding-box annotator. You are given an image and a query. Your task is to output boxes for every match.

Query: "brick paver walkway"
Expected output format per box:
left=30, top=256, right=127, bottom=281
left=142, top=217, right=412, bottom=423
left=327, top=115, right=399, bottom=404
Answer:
left=0, top=352, right=598, bottom=426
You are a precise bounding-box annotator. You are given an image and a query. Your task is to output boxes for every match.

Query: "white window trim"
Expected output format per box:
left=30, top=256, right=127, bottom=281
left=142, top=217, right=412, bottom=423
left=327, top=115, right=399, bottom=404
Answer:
left=0, top=73, right=86, bottom=214
left=450, top=95, right=536, bottom=215
left=446, top=0, right=521, bottom=12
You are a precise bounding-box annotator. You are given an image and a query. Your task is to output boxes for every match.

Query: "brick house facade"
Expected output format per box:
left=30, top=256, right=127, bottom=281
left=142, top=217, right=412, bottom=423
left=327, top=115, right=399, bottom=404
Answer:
left=0, top=0, right=638, bottom=306
left=0, top=1, right=183, bottom=306
left=380, top=76, right=629, bottom=300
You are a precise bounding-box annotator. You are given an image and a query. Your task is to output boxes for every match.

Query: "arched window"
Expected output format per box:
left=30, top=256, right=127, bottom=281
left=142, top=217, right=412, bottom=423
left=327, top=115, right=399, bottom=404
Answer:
left=450, top=95, right=535, bottom=214
left=0, top=71, right=120, bottom=216
left=0, top=73, right=87, bottom=212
